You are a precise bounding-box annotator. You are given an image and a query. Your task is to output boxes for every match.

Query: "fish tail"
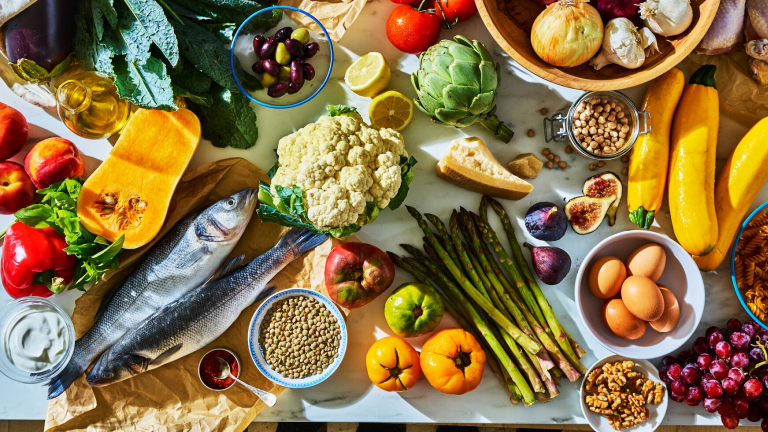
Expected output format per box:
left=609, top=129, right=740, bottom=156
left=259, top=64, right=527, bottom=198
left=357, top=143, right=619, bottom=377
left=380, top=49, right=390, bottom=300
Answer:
left=48, top=357, right=88, bottom=399
left=277, top=229, right=328, bottom=259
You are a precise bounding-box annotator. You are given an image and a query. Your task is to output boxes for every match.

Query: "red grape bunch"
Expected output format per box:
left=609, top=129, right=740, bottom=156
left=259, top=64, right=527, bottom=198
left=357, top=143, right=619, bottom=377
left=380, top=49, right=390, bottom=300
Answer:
left=662, top=319, right=768, bottom=429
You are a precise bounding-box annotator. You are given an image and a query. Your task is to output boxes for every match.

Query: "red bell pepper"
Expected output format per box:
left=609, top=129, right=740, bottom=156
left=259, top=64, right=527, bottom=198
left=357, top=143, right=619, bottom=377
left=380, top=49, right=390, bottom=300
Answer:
left=2, top=222, right=77, bottom=298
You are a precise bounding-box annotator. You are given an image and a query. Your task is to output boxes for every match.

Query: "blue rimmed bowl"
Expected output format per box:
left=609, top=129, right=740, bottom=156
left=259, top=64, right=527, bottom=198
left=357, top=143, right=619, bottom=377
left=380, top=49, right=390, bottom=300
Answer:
left=230, top=6, right=334, bottom=109
left=248, top=288, right=347, bottom=388
left=731, top=201, right=768, bottom=330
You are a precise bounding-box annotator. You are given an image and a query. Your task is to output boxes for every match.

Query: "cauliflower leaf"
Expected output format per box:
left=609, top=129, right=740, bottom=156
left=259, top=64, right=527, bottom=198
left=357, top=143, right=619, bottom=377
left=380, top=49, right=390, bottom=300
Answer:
left=389, top=155, right=417, bottom=210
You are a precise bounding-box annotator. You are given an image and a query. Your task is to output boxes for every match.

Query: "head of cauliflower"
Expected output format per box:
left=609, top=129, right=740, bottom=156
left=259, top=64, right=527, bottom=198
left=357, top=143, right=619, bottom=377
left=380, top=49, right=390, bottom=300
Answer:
left=270, top=114, right=407, bottom=231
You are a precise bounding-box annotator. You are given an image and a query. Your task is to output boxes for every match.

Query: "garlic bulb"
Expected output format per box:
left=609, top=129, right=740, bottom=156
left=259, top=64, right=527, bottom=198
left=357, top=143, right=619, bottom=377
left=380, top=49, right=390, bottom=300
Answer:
left=639, top=0, right=693, bottom=37
left=590, top=18, right=660, bottom=70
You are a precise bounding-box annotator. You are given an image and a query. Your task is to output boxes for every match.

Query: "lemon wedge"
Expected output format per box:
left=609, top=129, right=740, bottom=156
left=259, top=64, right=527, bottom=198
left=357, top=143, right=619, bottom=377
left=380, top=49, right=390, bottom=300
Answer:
left=345, top=52, right=391, bottom=98
left=369, top=91, right=413, bottom=131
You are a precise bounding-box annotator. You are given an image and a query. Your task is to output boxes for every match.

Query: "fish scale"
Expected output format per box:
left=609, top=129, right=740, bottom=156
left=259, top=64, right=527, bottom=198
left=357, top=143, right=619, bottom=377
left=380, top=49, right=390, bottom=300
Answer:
left=48, top=189, right=257, bottom=399
left=86, top=229, right=328, bottom=386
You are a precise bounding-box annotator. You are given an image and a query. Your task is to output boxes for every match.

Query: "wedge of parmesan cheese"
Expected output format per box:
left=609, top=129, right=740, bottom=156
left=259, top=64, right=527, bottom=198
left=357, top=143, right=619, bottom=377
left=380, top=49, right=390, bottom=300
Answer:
left=436, top=137, right=533, bottom=200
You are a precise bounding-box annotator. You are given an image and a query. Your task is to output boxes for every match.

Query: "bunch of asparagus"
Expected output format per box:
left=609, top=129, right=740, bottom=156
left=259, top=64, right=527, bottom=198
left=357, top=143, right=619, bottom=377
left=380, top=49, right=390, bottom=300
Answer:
left=387, top=196, right=586, bottom=406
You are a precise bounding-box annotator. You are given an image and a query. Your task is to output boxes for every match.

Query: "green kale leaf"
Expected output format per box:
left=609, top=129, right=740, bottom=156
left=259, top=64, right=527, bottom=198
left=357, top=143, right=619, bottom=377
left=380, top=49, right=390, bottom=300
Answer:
left=190, top=83, right=258, bottom=148
left=113, top=56, right=177, bottom=110
left=123, top=0, right=180, bottom=65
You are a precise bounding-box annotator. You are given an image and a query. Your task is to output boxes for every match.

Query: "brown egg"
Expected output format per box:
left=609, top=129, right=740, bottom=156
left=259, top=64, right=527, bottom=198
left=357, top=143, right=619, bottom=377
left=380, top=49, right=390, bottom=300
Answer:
left=626, top=243, right=666, bottom=282
left=649, top=285, right=680, bottom=333
left=601, top=299, right=647, bottom=340
left=588, top=256, right=627, bottom=299
left=621, top=275, right=665, bottom=321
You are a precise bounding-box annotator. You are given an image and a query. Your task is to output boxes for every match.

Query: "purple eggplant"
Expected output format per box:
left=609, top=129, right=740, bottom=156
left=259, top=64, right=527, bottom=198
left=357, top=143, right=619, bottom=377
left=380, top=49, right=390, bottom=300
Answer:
left=253, top=35, right=266, bottom=55
left=524, top=243, right=571, bottom=285
left=268, top=82, right=289, bottom=98
left=274, top=27, right=293, bottom=42
left=251, top=60, right=266, bottom=74
left=260, top=38, right=277, bottom=60
left=262, top=59, right=280, bottom=76
left=284, top=38, right=304, bottom=58
left=304, top=42, right=320, bottom=59
left=4, top=0, right=76, bottom=70
left=290, top=60, right=304, bottom=87
left=303, top=63, right=316, bottom=81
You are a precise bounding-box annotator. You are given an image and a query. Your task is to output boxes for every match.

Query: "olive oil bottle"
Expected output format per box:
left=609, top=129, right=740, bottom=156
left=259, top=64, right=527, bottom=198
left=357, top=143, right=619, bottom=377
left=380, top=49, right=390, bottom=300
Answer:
left=56, top=71, right=130, bottom=139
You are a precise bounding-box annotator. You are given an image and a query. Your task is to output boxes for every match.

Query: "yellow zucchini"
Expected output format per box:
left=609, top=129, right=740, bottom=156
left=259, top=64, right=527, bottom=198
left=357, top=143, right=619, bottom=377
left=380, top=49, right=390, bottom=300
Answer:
left=694, top=117, right=768, bottom=271
left=627, top=68, right=685, bottom=229
left=668, top=65, right=719, bottom=257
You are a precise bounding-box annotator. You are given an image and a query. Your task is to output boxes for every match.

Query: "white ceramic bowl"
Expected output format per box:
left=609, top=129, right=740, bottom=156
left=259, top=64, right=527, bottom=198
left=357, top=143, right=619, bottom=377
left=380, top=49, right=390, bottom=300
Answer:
left=248, top=288, right=347, bottom=388
left=580, top=355, right=669, bottom=432
left=575, top=230, right=705, bottom=359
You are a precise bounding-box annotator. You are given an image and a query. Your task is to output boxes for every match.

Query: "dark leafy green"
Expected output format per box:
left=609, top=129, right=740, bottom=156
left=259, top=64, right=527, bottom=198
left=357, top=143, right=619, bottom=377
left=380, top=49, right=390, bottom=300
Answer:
left=113, top=56, right=176, bottom=110
left=123, top=0, right=179, bottom=65
left=190, top=83, right=258, bottom=148
left=389, top=155, right=418, bottom=210
left=13, top=178, right=124, bottom=291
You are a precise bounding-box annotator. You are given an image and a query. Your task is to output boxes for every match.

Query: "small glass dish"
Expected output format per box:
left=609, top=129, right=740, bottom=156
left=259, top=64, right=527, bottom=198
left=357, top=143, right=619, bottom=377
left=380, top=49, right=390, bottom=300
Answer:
left=0, top=297, right=75, bottom=384
left=731, top=201, right=768, bottom=330
left=229, top=6, right=334, bottom=109
left=544, top=90, right=650, bottom=160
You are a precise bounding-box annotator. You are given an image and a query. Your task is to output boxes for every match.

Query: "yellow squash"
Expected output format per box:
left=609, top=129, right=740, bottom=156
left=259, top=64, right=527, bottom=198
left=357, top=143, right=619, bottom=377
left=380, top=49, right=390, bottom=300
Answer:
left=668, top=65, right=719, bottom=257
left=77, top=108, right=201, bottom=249
left=627, top=68, right=685, bottom=229
left=694, top=117, right=768, bottom=271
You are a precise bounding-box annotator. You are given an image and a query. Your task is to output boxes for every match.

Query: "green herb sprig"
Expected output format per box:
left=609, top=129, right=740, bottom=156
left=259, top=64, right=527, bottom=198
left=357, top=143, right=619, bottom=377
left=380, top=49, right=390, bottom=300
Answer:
left=13, top=178, right=124, bottom=291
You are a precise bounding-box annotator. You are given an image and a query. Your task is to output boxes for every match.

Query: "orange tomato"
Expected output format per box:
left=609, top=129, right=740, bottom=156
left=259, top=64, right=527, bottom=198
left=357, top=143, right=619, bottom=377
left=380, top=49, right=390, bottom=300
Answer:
left=420, top=328, right=486, bottom=395
left=365, top=336, right=422, bottom=392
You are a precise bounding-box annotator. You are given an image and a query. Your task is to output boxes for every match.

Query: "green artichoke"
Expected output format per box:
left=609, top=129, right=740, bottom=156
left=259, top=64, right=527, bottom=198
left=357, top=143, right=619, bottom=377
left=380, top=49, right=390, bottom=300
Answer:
left=411, top=36, right=513, bottom=143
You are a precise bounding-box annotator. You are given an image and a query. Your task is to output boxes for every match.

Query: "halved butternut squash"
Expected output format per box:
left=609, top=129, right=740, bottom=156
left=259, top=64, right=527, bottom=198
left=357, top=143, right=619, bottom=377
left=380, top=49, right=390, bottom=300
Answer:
left=77, top=108, right=201, bottom=249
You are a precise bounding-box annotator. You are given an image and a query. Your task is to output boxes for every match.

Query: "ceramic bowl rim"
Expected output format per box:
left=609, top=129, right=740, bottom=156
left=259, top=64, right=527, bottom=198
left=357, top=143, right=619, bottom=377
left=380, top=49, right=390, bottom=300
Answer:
left=731, top=201, right=768, bottom=330
left=574, top=230, right=705, bottom=358
left=248, top=288, right=347, bottom=388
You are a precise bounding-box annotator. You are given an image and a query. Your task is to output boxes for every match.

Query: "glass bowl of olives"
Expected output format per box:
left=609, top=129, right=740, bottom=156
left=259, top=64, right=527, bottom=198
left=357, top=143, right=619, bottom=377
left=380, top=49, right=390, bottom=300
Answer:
left=230, top=6, right=334, bottom=109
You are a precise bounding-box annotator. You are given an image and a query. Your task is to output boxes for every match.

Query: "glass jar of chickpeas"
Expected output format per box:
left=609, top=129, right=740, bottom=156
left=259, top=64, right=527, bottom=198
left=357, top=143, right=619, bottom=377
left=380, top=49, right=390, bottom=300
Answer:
left=543, top=91, right=650, bottom=160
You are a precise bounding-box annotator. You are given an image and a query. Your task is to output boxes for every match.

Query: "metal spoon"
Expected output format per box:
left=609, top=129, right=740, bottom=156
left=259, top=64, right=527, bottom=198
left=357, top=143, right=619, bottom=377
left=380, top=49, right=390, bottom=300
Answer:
left=214, top=356, right=277, bottom=407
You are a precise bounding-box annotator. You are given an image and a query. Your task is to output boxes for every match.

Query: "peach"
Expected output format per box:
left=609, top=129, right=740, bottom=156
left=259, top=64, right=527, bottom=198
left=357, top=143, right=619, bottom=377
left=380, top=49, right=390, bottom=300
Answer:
left=24, top=137, right=85, bottom=189
left=0, top=102, right=28, bottom=160
left=0, top=161, right=36, bottom=214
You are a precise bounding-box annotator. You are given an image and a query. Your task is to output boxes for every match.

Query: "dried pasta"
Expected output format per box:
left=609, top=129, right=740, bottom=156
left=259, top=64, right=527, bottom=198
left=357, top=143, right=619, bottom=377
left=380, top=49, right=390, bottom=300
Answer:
left=736, top=209, right=768, bottom=321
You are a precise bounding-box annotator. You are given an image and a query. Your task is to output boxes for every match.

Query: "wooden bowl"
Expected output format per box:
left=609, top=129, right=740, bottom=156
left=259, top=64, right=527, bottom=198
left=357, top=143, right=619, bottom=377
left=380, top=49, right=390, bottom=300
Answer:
left=476, top=0, right=721, bottom=90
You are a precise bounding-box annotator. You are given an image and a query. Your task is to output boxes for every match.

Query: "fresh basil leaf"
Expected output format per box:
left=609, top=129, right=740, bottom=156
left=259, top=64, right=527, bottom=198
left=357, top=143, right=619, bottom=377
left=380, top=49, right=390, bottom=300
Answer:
left=63, top=243, right=102, bottom=259
left=190, top=83, right=258, bottom=149
left=93, top=235, right=111, bottom=245
left=15, top=205, right=54, bottom=228
left=389, top=155, right=417, bottom=210
left=327, top=105, right=358, bottom=117
left=113, top=56, right=177, bottom=110
left=91, top=235, right=125, bottom=263
left=123, top=0, right=180, bottom=66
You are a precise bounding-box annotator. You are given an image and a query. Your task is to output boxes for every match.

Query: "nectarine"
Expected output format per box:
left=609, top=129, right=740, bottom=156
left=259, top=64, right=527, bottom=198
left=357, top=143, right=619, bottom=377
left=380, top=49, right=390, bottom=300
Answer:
left=24, top=137, right=84, bottom=189
left=0, top=102, right=28, bottom=160
left=0, top=161, right=36, bottom=214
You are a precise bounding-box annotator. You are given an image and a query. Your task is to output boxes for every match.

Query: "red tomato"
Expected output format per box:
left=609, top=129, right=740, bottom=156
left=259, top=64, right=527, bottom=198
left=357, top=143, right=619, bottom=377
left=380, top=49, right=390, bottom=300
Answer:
left=434, top=0, right=477, bottom=23
left=390, top=0, right=421, bottom=4
left=386, top=5, right=442, bottom=54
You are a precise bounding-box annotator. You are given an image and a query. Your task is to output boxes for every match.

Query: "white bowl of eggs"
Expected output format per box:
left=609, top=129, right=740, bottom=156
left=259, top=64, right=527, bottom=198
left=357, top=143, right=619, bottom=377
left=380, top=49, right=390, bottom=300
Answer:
left=575, top=231, right=705, bottom=359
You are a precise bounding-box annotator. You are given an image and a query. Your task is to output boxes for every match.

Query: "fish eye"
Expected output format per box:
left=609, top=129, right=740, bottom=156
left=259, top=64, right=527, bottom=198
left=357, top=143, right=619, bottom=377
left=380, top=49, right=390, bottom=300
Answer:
left=226, top=198, right=236, bottom=208
left=102, top=371, right=114, bottom=379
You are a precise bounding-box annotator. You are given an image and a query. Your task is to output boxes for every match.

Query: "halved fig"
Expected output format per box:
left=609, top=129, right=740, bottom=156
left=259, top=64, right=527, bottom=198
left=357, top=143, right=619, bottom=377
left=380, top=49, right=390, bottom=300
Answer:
left=583, top=172, right=622, bottom=226
left=564, top=196, right=616, bottom=235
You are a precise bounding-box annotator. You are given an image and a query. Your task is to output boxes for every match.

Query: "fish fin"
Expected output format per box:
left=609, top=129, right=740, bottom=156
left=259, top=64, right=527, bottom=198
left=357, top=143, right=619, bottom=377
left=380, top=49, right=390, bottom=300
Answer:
left=125, top=354, right=152, bottom=374
left=254, top=286, right=277, bottom=305
left=48, top=358, right=89, bottom=400
left=277, top=229, right=328, bottom=259
left=149, top=344, right=183, bottom=367
left=203, top=254, right=246, bottom=286
left=176, top=245, right=210, bottom=269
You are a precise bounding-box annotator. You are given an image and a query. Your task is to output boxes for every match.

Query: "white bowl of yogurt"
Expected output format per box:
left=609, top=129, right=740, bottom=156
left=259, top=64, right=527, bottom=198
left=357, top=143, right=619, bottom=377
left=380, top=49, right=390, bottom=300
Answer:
left=0, top=297, right=75, bottom=384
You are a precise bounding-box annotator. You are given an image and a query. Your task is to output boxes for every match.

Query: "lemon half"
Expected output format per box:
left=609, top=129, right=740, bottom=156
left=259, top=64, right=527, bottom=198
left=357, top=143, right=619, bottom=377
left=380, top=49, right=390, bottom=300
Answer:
left=369, top=91, right=413, bottom=131
left=345, top=52, right=391, bottom=98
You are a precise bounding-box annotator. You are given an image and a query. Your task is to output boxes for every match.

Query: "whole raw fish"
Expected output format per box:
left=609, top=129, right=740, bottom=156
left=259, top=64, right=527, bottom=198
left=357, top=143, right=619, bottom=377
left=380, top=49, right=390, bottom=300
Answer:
left=48, top=189, right=258, bottom=399
left=86, top=229, right=327, bottom=387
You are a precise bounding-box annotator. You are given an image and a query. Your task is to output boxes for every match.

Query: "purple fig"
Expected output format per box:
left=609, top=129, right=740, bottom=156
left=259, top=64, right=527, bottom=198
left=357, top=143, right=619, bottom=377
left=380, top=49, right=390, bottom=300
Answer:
left=524, top=242, right=571, bottom=285
left=524, top=202, right=567, bottom=241
left=583, top=172, right=622, bottom=227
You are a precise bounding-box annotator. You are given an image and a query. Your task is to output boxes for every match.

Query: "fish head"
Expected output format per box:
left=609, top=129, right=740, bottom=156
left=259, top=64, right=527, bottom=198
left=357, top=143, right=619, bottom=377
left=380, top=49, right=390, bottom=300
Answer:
left=195, top=188, right=258, bottom=244
left=86, top=350, right=149, bottom=387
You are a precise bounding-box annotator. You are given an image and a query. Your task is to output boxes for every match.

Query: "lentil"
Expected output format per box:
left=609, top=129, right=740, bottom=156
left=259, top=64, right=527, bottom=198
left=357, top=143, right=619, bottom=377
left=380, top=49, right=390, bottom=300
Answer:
left=540, top=108, right=549, bottom=115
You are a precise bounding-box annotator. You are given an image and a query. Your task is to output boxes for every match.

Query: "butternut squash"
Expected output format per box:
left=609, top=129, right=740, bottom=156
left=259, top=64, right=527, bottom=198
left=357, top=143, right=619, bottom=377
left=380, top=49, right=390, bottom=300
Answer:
left=627, top=68, right=685, bottom=229
left=694, top=117, right=768, bottom=271
left=77, top=108, right=201, bottom=249
left=668, top=65, right=719, bottom=257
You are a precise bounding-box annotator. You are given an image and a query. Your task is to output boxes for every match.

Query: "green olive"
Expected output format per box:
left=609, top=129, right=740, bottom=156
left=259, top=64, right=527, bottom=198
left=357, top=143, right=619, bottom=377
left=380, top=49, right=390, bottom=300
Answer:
left=261, top=72, right=278, bottom=87
left=290, top=28, right=310, bottom=45
left=278, top=66, right=291, bottom=81
left=275, top=42, right=291, bottom=65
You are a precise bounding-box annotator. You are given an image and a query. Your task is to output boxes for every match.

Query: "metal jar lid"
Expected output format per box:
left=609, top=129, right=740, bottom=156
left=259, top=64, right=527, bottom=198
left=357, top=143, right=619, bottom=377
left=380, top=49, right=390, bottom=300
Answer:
left=544, top=91, right=651, bottom=161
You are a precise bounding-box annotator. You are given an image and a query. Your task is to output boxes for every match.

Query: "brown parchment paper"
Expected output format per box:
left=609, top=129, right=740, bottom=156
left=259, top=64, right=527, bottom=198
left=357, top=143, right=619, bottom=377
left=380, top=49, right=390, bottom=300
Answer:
left=45, top=157, right=343, bottom=432
left=280, top=0, right=367, bottom=42
left=684, top=52, right=768, bottom=123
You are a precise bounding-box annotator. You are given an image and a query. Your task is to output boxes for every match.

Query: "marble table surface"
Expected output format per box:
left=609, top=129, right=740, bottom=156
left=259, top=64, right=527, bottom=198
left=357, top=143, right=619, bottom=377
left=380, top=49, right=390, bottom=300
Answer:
left=0, top=0, right=765, bottom=425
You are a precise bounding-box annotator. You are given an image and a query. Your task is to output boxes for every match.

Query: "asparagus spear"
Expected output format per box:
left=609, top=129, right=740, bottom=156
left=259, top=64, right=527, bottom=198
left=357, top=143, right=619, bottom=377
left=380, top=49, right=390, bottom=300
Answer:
left=480, top=197, right=588, bottom=373
left=389, top=250, right=537, bottom=406
left=426, top=214, right=464, bottom=275
left=405, top=206, right=542, bottom=355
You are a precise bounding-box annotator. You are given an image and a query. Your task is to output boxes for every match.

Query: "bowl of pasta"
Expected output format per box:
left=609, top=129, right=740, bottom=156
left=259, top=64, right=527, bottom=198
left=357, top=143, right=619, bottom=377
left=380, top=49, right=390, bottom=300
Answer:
left=732, top=202, right=768, bottom=330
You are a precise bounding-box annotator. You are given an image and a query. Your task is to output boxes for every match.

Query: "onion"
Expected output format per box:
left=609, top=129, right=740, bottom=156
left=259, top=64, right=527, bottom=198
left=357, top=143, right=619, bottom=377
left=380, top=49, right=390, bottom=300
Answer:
left=595, top=0, right=644, bottom=20
left=531, top=0, right=605, bottom=68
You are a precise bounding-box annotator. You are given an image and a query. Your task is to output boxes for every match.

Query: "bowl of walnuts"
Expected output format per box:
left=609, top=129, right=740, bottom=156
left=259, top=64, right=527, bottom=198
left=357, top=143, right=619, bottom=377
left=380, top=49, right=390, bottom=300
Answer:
left=580, top=355, right=668, bottom=432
